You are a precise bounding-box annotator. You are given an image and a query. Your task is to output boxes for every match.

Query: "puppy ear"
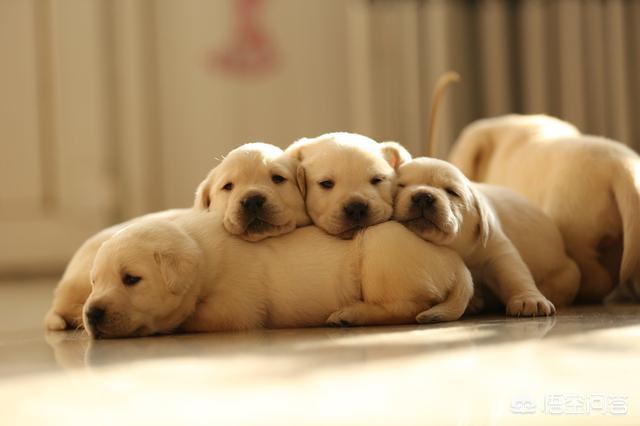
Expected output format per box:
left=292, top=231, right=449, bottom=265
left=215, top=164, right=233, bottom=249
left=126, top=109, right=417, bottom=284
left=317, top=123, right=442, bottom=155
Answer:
left=379, top=141, right=412, bottom=170
left=469, top=185, right=495, bottom=247
left=154, top=249, right=199, bottom=296
left=194, top=167, right=217, bottom=210
left=296, top=165, right=306, bottom=198
left=284, top=138, right=308, bottom=162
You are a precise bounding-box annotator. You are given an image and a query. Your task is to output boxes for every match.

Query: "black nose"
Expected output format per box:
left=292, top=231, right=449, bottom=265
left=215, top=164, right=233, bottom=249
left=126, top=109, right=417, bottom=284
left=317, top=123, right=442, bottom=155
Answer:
left=344, top=202, right=369, bottom=222
left=242, top=195, right=266, bottom=215
left=412, top=192, right=436, bottom=209
left=86, top=306, right=106, bottom=327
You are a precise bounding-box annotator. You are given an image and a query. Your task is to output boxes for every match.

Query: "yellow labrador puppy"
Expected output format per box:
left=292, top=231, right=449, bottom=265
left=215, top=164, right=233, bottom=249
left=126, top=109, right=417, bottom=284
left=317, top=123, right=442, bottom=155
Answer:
left=45, top=143, right=309, bottom=330
left=449, top=114, right=640, bottom=302
left=285, top=132, right=410, bottom=238
left=394, top=157, right=560, bottom=316
left=195, top=142, right=310, bottom=240
left=83, top=212, right=473, bottom=338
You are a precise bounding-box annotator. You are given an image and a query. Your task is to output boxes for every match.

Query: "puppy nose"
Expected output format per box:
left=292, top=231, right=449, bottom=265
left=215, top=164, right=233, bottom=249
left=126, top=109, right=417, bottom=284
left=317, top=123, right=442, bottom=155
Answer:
left=412, top=192, right=436, bottom=209
left=344, top=202, right=369, bottom=221
left=242, top=195, right=266, bottom=214
left=86, top=306, right=106, bottom=327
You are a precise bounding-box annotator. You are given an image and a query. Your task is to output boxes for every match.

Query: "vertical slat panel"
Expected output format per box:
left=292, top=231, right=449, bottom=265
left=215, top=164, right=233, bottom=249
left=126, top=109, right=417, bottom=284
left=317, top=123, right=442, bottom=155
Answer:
left=368, top=1, right=421, bottom=154
left=557, top=0, right=585, bottom=130
left=419, top=1, right=457, bottom=157
left=0, top=0, right=43, bottom=212
left=111, top=0, right=163, bottom=218
left=476, top=0, right=512, bottom=116
left=49, top=0, right=113, bottom=219
left=627, top=1, right=640, bottom=150
left=345, top=0, right=374, bottom=138
left=582, top=1, right=607, bottom=136
left=518, top=0, right=548, bottom=114
left=604, top=0, right=632, bottom=145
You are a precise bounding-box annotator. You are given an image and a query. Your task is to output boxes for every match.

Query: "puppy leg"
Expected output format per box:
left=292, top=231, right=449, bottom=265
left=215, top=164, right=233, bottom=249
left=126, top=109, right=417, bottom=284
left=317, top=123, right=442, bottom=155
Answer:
left=483, top=235, right=556, bottom=316
left=536, top=260, right=581, bottom=307
left=568, top=242, right=615, bottom=303
left=326, top=301, right=425, bottom=327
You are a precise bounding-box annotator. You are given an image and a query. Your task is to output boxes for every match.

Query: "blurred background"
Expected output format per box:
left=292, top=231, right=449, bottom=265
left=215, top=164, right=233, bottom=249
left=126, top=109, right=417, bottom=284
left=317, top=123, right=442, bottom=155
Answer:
left=1, top=0, right=639, bottom=276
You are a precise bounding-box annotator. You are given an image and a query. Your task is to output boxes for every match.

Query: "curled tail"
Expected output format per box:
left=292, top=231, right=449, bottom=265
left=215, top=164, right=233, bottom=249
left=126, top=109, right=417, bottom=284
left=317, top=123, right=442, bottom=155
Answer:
left=427, top=71, right=460, bottom=158
left=416, top=268, right=474, bottom=323
left=448, top=123, right=495, bottom=181
left=613, top=162, right=640, bottom=285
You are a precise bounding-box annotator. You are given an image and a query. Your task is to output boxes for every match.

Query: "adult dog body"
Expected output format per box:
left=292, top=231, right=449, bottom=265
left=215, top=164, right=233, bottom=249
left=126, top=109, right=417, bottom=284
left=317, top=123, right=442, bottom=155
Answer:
left=449, top=115, right=640, bottom=302
left=84, top=212, right=473, bottom=338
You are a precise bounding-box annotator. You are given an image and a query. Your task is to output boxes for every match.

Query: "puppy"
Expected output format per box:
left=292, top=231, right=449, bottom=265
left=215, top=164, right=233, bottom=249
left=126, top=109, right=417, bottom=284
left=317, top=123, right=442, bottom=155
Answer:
left=394, top=157, right=559, bottom=316
left=44, top=209, right=187, bottom=331
left=195, top=142, right=310, bottom=241
left=45, top=143, right=308, bottom=330
left=285, top=132, right=410, bottom=238
left=83, top=212, right=473, bottom=338
left=449, top=114, right=640, bottom=302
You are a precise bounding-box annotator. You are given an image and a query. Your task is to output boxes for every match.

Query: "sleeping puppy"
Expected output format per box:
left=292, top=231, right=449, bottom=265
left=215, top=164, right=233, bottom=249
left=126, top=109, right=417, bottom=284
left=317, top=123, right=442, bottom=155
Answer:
left=449, top=114, right=640, bottom=302
left=394, top=157, right=558, bottom=316
left=285, top=132, right=410, bottom=238
left=83, top=212, right=473, bottom=338
left=195, top=142, right=310, bottom=241
left=45, top=143, right=309, bottom=331
left=44, top=209, right=187, bottom=331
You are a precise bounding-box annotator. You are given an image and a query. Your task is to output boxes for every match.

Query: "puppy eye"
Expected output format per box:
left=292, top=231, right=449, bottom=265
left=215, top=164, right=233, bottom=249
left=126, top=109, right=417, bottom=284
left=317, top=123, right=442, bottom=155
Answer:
left=370, top=177, right=384, bottom=185
left=122, top=274, right=142, bottom=286
left=222, top=182, right=234, bottom=191
left=271, top=174, right=286, bottom=184
left=397, top=183, right=406, bottom=188
left=319, top=180, right=334, bottom=189
left=445, top=188, right=459, bottom=197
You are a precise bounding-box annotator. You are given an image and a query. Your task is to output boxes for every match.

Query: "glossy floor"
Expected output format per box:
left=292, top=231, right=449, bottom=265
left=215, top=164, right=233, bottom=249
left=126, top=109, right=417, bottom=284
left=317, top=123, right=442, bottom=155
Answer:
left=1, top=280, right=639, bottom=425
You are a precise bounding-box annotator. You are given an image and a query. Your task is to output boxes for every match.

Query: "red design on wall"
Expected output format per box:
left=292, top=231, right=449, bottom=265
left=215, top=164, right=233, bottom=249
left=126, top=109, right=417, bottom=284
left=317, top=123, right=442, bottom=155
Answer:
left=212, top=0, right=278, bottom=76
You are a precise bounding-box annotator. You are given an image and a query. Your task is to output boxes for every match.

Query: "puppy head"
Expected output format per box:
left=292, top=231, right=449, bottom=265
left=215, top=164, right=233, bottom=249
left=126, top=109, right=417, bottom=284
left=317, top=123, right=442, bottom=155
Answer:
left=195, top=142, right=310, bottom=242
left=287, top=133, right=410, bottom=238
left=83, top=220, right=201, bottom=338
left=394, top=157, right=493, bottom=250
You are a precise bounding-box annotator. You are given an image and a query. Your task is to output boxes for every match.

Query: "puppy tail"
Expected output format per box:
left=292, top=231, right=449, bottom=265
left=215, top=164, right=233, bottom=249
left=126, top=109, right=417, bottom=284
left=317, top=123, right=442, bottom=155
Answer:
left=448, top=121, right=494, bottom=181
left=416, top=268, right=474, bottom=323
left=426, top=71, right=460, bottom=159
left=613, top=162, right=640, bottom=285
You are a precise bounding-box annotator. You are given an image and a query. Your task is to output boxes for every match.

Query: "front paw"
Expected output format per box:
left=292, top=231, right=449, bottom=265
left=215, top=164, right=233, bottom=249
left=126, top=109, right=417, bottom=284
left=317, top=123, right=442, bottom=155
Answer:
left=326, top=309, right=357, bottom=327
left=506, top=294, right=556, bottom=317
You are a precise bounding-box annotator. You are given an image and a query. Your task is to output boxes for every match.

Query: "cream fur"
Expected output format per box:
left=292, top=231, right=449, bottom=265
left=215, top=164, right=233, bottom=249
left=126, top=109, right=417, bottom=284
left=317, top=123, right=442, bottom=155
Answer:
left=83, top=212, right=473, bottom=338
left=194, top=142, right=310, bottom=241
left=45, top=143, right=308, bottom=331
left=285, top=133, right=409, bottom=238
left=394, top=157, right=558, bottom=316
left=449, top=114, right=640, bottom=302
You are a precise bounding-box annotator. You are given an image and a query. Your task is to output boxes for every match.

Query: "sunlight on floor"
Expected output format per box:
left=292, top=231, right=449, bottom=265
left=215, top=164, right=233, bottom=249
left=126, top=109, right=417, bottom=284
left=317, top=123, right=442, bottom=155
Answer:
left=1, top=280, right=639, bottom=425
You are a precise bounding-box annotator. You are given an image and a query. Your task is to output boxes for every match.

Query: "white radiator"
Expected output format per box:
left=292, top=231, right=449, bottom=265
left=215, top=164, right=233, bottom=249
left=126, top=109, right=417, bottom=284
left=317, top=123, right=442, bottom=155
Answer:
left=347, top=0, right=640, bottom=157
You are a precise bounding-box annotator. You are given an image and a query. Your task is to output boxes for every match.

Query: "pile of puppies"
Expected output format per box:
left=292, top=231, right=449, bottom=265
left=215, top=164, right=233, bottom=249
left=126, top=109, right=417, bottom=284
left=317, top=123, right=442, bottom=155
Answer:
left=43, top=107, right=640, bottom=339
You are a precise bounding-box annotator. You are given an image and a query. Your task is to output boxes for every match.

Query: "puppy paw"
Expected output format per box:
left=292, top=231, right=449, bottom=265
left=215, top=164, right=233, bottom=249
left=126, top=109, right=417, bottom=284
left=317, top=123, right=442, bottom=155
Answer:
left=44, top=312, right=68, bottom=331
left=415, top=312, right=445, bottom=324
left=506, top=294, right=556, bottom=317
left=326, top=309, right=357, bottom=327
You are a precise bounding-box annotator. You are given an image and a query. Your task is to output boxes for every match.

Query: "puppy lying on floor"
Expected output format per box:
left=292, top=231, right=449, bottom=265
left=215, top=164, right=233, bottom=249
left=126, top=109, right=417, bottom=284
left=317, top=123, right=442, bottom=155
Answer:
left=44, top=143, right=309, bottom=330
left=285, top=132, right=410, bottom=238
left=394, top=157, right=568, bottom=316
left=449, top=114, right=640, bottom=302
left=83, top=212, right=473, bottom=338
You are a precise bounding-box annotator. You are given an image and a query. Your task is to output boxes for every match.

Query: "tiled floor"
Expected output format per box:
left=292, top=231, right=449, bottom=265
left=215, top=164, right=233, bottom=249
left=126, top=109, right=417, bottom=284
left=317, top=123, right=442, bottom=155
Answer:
left=1, top=280, right=640, bottom=425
